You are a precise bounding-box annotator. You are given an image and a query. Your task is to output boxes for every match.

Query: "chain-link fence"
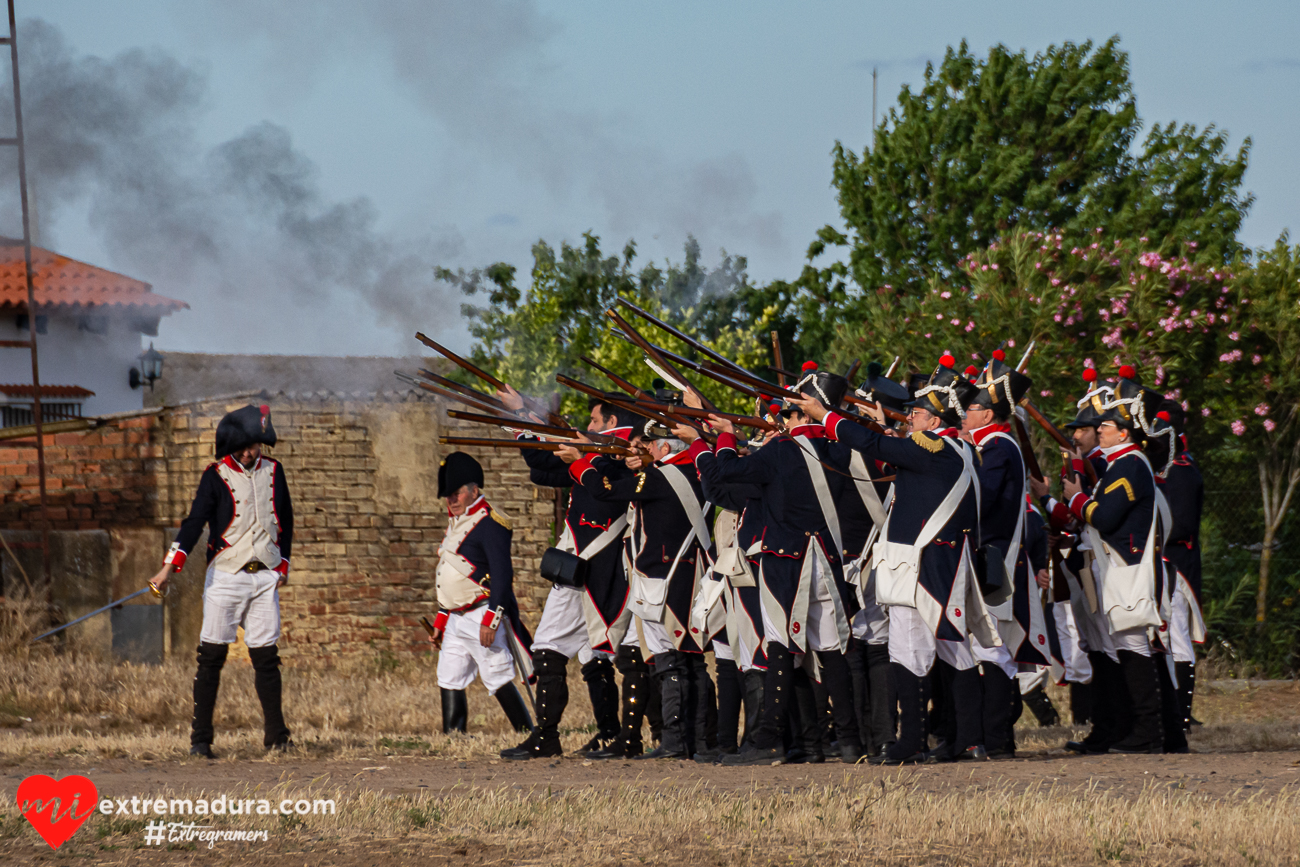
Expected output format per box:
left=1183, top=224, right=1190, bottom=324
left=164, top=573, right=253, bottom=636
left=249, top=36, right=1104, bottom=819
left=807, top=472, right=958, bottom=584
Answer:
left=1197, top=450, right=1300, bottom=677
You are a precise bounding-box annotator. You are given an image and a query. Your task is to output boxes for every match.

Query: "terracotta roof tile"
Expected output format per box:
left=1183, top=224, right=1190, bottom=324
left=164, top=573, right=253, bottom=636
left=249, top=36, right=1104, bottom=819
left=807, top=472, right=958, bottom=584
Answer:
left=0, top=241, right=187, bottom=313
left=0, top=384, right=96, bottom=399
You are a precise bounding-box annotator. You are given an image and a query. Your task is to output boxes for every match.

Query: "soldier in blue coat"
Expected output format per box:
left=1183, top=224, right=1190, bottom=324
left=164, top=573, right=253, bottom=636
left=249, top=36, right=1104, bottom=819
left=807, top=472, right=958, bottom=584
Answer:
left=426, top=452, right=534, bottom=737
left=795, top=355, right=1001, bottom=765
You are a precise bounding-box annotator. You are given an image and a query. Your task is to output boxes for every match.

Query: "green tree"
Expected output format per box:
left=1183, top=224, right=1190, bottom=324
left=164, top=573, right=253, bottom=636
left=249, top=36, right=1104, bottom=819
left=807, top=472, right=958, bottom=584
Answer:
left=798, top=36, right=1251, bottom=320
left=437, top=233, right=768, bottom=418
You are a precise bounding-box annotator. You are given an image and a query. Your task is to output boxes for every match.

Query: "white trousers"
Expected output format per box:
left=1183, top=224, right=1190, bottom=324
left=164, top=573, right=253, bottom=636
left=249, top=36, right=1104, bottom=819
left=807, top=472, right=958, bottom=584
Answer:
left=1167, top=590, right=1196, bottom=663
left=200, top=564, right=281, bottom=648
left=970, top=633, right=1017, bottom=679
left=436, top=610, right=516, bottom=695
left=887, top=605, right=977, bottom=677
left=1052, top=603, right=1093, bottom=683
left=851, top=573, right=889, bottom=645
left=531, top=584, right=603, bottom=664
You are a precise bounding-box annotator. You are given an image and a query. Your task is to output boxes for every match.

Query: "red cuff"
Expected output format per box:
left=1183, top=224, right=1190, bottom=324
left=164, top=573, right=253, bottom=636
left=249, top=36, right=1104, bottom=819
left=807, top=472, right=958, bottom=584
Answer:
left=432, top=610, right=449, bottom=631
left=823, top=412, right=844, bottom=440
left=483, top=607, right=504, bottom=630
left=274, top=559, right=290, bottom=577
left=716, top=431, right=739, bottom=452
left=569, top=454, right=597, bottom=482
left=163, top=543, right=187, bottom=572
left=687, top=437, right=711, bottom=463
left=1068, top=492, right=1090, bottom=522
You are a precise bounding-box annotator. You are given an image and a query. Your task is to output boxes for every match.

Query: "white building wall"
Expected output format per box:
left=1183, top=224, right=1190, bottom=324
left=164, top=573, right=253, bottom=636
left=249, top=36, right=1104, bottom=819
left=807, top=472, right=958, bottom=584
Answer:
left=0, top=312, right=145, bottom=416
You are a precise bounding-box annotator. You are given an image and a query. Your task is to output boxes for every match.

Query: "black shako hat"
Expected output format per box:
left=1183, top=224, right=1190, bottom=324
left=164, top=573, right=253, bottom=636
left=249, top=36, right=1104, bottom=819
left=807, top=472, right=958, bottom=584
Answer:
left=1101, top=366, right=1167, bottom=442
left=215, top=404, right=277, bottom=459
left=908, top=354, right=978, bottom=428
left=1065, top=368, right=1113, bottom=429
left=438, top=451, right=485, bottom=497
left=857, top=361, right=910, bottom=423
left=971, top=350, right=1032, bottom=419
left=781, top=361, right=848, bottom=416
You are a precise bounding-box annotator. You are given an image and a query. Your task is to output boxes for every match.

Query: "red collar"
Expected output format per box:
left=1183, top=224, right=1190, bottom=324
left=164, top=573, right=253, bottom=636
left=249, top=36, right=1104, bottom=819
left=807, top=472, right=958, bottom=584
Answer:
left=220, top=455, right=260, bottom=473
left=660, top=449, right=697, bottom=467
left=788, top=423, right=825, bottom=438
left=969, top=422, right=1011, bottom=446
left=601, top=426, right=633, bottom=442
left=1103, top=443, right=1142, bottom=463
left=1086, top=447, right=1102, bottom=459
left=936, top=427, right=959, bottom=439
left=449, top=496, right=490, bottom=518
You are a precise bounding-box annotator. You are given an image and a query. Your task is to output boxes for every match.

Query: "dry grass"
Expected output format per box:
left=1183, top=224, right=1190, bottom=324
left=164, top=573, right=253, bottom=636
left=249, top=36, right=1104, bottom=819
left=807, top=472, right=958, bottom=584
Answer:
left=2, top=772, right=1298, bottom=865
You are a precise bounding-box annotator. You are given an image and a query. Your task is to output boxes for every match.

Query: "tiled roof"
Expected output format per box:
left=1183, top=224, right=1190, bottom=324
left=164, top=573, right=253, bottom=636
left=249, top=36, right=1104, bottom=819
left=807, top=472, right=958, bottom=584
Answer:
left=0, top=384, right=96, bottom=399
left=0, top=241, right=187, bottom=313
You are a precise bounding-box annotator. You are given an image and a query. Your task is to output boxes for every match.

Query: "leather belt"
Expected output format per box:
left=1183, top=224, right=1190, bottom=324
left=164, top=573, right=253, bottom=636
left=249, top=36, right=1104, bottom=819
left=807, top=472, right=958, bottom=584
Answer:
left=238, top=560, right=268, bottom=573
left=450, top=598, right=488, bottom=614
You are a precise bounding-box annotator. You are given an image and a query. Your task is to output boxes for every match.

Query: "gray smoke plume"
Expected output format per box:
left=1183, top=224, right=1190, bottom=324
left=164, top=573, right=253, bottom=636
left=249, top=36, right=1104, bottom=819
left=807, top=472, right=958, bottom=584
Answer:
left=0, top=19, right=461, bottom=353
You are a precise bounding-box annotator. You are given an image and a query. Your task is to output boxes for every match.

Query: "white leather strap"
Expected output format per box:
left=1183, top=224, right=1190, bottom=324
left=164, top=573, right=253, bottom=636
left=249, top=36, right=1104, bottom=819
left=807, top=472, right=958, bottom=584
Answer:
left=794, top=434, right=843, bottom=557
left=578, top=515, right=630, bottom=561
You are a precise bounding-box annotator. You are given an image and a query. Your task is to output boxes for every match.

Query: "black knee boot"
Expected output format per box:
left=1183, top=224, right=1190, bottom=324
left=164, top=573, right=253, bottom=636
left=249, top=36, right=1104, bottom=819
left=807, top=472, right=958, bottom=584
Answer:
left=1069, top=654, right=1119, bottom=753
left=579, top=656, right=620, bottom=753
left=501, top=648, right=564, bottom=759
left=788, top=667, right=825, bottom=763
left=191, top=642, right=228, bottom=756
left=871, top=662, right=928, bottom=764
left=865, top=643, right=896, bottom=756
left=816, top=650, right=864, bottom=762
left=1174, top=661, right=1197, bottom=731
left=495, top=683, right=534, bottom=733
left=1023, top=684, right=1061, bottom=727
left=950, top=665, right=987, bottom=760
left=1070, top=681, right=1093, bottom=725
left=640, top=651, right=689, bottom=759
left=688, top=653, right=717, bottom=758
left=721, top=642, right=794, bottom=765
left=979, top=663, right=1015, bottom=756
left=712, top=656, right=743, bottom=756
left=440, top=688, right=468, bottom=734
left=590, top=645, right=650, bottom=759
left=847, top=641, right=871, bottom=744
left=247, top=645, right=291, bottom=750
left=1156, top=658, right=1189, bottom=754
left=1108, top=650, right=1163, bottom=753
left=646, top=654, right=664, bottom=746
left=929, top=663, right=957, bottom=757
left=741, top=667, right=765, bottom=748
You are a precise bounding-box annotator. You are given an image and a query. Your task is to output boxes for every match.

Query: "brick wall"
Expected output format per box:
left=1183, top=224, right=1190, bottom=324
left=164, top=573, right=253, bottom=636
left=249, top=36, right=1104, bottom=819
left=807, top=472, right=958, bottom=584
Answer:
left=0, top=391, right=560, bottom=664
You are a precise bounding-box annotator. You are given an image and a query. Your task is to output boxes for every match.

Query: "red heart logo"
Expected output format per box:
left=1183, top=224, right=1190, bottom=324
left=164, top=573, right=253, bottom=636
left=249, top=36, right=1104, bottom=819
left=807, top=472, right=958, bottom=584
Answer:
left=17, top=774, right=98, bottom=849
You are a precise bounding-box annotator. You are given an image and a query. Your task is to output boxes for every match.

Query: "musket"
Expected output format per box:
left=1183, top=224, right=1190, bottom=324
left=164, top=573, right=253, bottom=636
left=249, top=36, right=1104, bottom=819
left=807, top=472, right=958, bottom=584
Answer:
left=885, top=356, right=901, bottom=379
left=398, top=372, right=511, bottom=417
left=632, top=400, right=779, bottom=432
left=445, top=409, right=622, bottom=446
left=1015, top=339, right=1037, bottom=373
left=771, top=331, right=785, bottom=387
left=416, top=369, right=512, bottom=411
left=748, top=361, right=910, bottom=424
left=609, top=331, right=776, bottom=404
left=618, top=298, right=756, bottom=380
left=556, top=374, right=680, bottom=429
left=415, top=332, right=563, bottom=426
left=606, top=309, right=719, bottom=411
left=439, top=436, right=634, bottom=456
left=844, top=358, right=862, bottom=382
left=31, top=584, right=163, bottom=643
left=768, top=365, right=800, bottom=381
left=578, top=355, right=654, bottom=401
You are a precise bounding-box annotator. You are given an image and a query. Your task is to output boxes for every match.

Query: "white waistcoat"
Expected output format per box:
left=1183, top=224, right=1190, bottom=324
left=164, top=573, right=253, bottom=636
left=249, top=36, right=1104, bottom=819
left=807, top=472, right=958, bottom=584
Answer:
left=214, top=458, right=282, bottom=571
left=436, top=508, right=490, bottom=610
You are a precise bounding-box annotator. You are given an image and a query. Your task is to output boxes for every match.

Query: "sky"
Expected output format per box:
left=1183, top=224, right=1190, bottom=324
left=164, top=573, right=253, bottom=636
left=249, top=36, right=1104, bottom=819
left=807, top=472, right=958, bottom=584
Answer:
left=14, top=0, right=1300, bottom=356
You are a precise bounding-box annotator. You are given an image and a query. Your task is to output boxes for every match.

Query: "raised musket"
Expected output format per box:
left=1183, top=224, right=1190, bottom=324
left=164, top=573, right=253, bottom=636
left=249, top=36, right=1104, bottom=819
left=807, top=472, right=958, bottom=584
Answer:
left=617, top=298, right=757, bottom=379
left=438, top=436, right=634, bottom=456
left=445, top=409, right=622, bottom=446
left=605, top=308, right=718, bottom=411
left=771, top=331, right=786, bottom=387
left=415, top=332, right=564, bottom=426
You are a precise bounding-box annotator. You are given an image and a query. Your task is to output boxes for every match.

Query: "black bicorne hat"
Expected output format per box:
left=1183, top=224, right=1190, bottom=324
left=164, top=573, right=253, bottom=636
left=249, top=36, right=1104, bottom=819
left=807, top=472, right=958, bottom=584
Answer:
left=971, top=350, right=1032, bottom=419
left=908, top=354, right=978, bottom=427
left=437, top=451, right=485, bottom=497
left=1156, top=399, right=1187, bottom=444
left=215, top=404, right=277, bottom=459
left=857, top=361, right=910, bottom=423
left=792, top=361, right=848, bottom=409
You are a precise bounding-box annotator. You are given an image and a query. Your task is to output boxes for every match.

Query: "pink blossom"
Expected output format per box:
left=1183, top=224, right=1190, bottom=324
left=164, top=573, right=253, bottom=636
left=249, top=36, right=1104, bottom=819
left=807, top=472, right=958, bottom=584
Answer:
left=1084, top=358, right=1094, bottom=367
left=1231, top=420, right=1246, bottom=436
left=940, top=290, right=952, bottom=299
left=1051, top=278, right=1061, bottom=287
left=1040, top=389, right=1053, bottom=397
left=990, top=263, right=999, bottom=271
left=924, top=333, right=931, bottom=338
left=981, top=265, right=988, bottom=271
left=1253, top=355, right=1262, bottom=365
left=936, top=314, right=944, bottom=320
left=964, top=321, right=975, bottom=333
left=1219, top=349, right=1242, bottom=363
left=1054, top=314, right=1062, bottom=322
left=1229, top=332, right=1240, bottom=341
left=1265, top=419, right=1276, bottom=432
left=1201, top=407, right=1211, bottom=417
left=951, top=319, right=961, bottom=327
left=1255, top=403, right=1270, bottom=416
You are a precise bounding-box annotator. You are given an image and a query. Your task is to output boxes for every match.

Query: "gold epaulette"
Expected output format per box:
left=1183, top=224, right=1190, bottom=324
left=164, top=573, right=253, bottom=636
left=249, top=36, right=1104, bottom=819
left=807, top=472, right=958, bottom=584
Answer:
left=490, top=508, right=512, bottom=530
left=910, top=431, right=943, bottom=453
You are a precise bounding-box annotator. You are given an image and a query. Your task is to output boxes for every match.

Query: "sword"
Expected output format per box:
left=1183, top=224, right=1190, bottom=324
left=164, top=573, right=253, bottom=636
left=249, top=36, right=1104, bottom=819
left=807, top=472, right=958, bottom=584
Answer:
left=31, top=583, right=164, bottom=643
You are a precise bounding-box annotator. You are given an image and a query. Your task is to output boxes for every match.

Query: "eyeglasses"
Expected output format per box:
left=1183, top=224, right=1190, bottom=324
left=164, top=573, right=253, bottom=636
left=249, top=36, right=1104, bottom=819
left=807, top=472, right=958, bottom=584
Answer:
left=1098, top=421, right=1119, bottom=431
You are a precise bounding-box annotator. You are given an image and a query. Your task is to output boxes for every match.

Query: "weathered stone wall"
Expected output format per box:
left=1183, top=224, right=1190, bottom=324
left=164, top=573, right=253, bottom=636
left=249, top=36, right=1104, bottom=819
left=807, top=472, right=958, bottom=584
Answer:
left=0, top=391, right=559, bottom=664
